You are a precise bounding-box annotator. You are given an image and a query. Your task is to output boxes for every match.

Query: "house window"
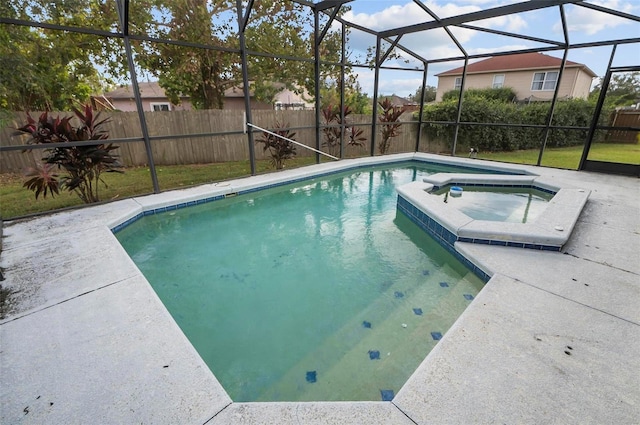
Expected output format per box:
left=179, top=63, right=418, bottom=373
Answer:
left=150, top=102, right=171, bottom=111
left=492, top=74, right=505, bottom=88
left=454, top=77, right=462, bottom=90
left=531, top=72, right=558, bottom=91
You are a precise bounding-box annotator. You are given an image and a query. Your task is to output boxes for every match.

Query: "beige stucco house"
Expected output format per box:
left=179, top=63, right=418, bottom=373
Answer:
left=93, top=81, right=313, bottom=111
left=435, top=52, right=597, bottom=102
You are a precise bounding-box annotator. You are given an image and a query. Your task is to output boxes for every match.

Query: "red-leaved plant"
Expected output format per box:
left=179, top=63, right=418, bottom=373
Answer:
left=15, top=104, right=123, bottom=203
left=255, top=121, right=297, bottom=170
left=321, top=104, right=366, bottom=157
left=378, top=98, right=406, bottom=155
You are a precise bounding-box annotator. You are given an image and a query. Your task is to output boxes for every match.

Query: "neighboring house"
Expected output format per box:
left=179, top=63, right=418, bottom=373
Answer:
left=93, top=81, right=313, bottom=111
left=435, top=52, right=597, bottom=102
left=379, top=94, right=419, bottom=112
left=93, top=82, right=192, bottom=112
left=221, top=84, right=314, bottom=110
left=274, top=87, right=315, bottom=110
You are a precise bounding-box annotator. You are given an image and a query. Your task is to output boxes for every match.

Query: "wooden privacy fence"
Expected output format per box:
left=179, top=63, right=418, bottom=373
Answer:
left=606, top=109, right=640, bottom=143
left=1, top=110, right=421, bottom=174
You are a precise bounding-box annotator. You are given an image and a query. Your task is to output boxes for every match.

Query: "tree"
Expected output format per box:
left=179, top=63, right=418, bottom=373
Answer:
left=590, top=72, right=640, bottom=107
left=320, top=79, right=371, bottom=114
left=133, top=0, right=237, bottom=109
left=134, top=0, right=350, bottom=109
left=2, top=0, right=361, bottom=111
left=345, top=81, right=372, bottom=114
left=0, top=1, right=106, bottom=110
left=412, top=85, right=437, bottom=103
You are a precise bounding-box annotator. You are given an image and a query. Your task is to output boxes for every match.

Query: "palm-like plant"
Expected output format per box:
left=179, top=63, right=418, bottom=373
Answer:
left=255, top=121, right=297, bottom=170
left=321, top=104, right=366, bottom=157
left=15, top=104, right=123, bottom=203
left=378, top=98, right=406, bottom=155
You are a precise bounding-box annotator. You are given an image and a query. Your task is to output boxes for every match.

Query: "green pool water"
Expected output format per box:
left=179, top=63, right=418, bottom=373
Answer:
left=433, top=185, right=554, bottom=223
left=116, top=163, right=485, bottom=402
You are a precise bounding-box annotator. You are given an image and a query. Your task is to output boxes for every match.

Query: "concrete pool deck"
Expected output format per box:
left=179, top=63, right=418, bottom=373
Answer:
left=1, top=153, right=638, bottom=424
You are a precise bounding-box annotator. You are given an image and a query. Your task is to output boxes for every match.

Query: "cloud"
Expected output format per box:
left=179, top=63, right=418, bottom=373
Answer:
left=341, top=1, right=481, bottom=45
left=351, top=69, right=425, bottom=97
left=342, top=3, right=434, bottom=32
left=552, top=0, right=637, bottom=35
left=505, top=15, right=528, bottom=32
left=335, top=1, right=631, bottom=95
left=341, top=1, right=539, bottom=64
left=378, top=77, right=426, bottom=96
left=468, top=44, right=530, bottom=55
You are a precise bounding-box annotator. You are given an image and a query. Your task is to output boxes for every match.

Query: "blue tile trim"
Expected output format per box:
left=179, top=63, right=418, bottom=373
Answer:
left=111, top=159, right=522, bottom=234
left=110, top=212, right=144, bottom=233
left=396, top=193, right=561, bottom=281
left=111, top=194, right=227, bottom=234
left=397, top=195, right=494, bottom=282
left=432, top=183, right=556, bottom=195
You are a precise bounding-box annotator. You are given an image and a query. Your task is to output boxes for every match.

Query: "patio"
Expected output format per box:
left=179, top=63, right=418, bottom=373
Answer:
left=1, top=153, right=638, bottom=424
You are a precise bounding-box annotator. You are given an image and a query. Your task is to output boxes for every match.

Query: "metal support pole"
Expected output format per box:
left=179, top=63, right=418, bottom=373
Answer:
left=451, top=58, right=468, bottom=156
left=236, top=0, right=256, bottom=175
left=314, top=8, right=322, bottom=163
left=415, top=63, right=428, bottom=152
left=340, top=21, right=346, bottom=159
left=371, top=36, right=381, bottom=156
left=117, top=0, right=159, bottom=193
left=537, top=5, right=569, bottom=166
left=579, top=45, right=617, bottom=170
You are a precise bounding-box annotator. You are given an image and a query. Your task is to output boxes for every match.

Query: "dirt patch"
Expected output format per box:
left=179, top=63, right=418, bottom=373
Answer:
left=0, top=280, right=13, bottom=321
left=0, top=173, right=23, bottom=185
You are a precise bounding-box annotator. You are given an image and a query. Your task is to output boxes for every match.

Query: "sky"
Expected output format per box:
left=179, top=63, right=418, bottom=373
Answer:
left=331, top=0, right=640, bottom=97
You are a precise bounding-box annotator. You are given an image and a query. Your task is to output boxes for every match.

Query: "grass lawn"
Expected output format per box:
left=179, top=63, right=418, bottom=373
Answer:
left=478, top=143, right=640, bottom=169
left=0, top=157, right=316, bottom=219
left=1, top=143, right=637, bottom=219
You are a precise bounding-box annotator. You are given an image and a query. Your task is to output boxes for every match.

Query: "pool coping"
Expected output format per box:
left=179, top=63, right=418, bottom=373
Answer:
left=109, top=153, right=530, bottom=233
left=1, top=152, right=638, bottom=424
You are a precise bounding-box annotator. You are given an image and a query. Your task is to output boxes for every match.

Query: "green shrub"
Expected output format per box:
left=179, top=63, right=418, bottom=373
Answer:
left=421, top=97, right=609, bottom=152
left=442, top=87, right=517, bottom=103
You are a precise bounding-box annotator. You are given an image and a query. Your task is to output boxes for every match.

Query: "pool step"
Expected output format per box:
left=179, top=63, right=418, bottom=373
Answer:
left=256, top=270, right=482, bottom=401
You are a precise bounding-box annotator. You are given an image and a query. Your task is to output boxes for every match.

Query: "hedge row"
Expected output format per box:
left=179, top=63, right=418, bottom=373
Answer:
left=420, top=97, right=608, bottom=152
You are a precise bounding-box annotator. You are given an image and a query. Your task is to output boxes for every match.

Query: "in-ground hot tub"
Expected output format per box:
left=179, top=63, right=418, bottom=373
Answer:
left=396, top=173, right=590, bottom=252
left=429, top=184, right=554, bottom=223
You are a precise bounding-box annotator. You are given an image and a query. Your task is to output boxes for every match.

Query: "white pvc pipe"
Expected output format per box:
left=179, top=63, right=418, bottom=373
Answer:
left=246, top=122, right=339, bottom=161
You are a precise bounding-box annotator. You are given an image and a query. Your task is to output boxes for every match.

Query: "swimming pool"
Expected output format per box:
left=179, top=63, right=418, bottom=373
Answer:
left=115, top=162, right=489, bottom=402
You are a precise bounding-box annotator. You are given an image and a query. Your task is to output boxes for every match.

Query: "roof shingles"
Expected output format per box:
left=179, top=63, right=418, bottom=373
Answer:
left=436, top=52, right=596, bottom=77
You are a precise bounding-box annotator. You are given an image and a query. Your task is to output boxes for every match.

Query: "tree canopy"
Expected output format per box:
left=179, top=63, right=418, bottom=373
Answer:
left=0, top=1, right=105, bottom=110
left=590, top=72, right=640, bottom=107
left=1, top=0, right=365, bottom=111
left=411, top=85, right=437, bottom=103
